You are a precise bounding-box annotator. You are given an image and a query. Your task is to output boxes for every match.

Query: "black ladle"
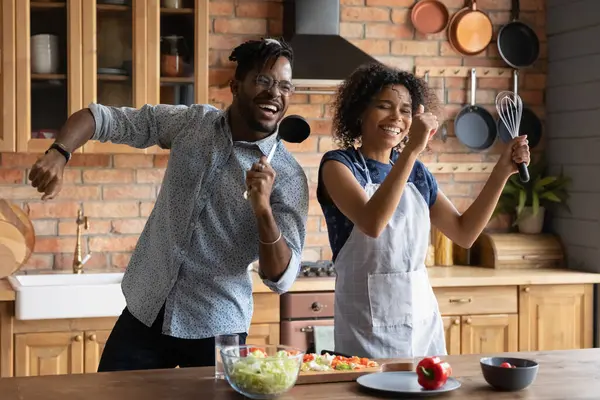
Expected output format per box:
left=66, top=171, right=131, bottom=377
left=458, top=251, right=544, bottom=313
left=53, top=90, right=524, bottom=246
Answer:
left=243, top=115, right=311, bottom=199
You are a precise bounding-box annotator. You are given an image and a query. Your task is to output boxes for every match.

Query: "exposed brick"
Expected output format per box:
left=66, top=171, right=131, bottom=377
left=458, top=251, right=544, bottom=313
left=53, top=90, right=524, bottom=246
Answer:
left=24, top=202, right=81, bottom=219
left=113, top=154, right=153, bottom=168
left=54, top=252, right=107, bottom=271
left=89, top=236, right=139, bottom=252
left=83, top=169, right=133, bottom=184
left=391, top=40, right=438, bottom=56
left=209, top=1, right=234, bottom=16
left=340, top=22, right=364, bottom=38
left=366, top=0, right=413, bottom=5
left=391, top=8, right=410, bottom=24
left=366, top=24, right=412, bottom=39
left=83, top=201, right=139, bottom=218
left=341, top=0, right=365, bottom=4
left=140, top=202, right=155, bottom=217
left=103, top=185, right=155, bottom=200
left=68, top=154, right=111, bottom=167
left=0, top=153, right=39, bottom=167
left=111, top=253, right=132, bottom=269
left=21, top=253, right=54, bottom=271
left=58, top=219, right=112, bottom=236
left=209, top=68, right=233, bottom=86
left=59, top=186, right=102, bottom=200
left=35, top=237, right=77, bottom=253
left=285, top=137, right=318, bottom=153
left=32, top=220, right=57, bottom=236
left=235, top=2, right=281, bottom=19
left=0, top=169, right=24, bottom=183
left=111, top=219, right=148, bottom=235
left=214, top=18, right=267, bottom=35
left=136, top=169, right=166, bottom=184
left=309, top=120, right=333, bottom=136
left=154, top=155, right=170, bottom=168
left=287, top=105, right=324, bottom=119
left=349, top=39, right=390, bottom=55
left=341, top=7, right=390, bottom=22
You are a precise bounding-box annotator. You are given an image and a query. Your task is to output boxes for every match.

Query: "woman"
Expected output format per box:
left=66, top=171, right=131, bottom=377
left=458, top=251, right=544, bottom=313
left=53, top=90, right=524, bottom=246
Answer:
left=317, top=63, right=530, bottom=359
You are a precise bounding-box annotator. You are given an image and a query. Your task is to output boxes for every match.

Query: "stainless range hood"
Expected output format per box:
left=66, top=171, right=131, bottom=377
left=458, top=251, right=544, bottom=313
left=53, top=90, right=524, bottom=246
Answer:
left=283, top=0, right=380, bottom=89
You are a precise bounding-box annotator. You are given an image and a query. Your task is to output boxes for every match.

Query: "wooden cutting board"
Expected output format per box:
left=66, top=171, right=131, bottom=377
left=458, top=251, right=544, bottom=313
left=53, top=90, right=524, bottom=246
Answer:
left=0, top=200, right=35, bottom=278
left=296, top=361, right=413, bottom=385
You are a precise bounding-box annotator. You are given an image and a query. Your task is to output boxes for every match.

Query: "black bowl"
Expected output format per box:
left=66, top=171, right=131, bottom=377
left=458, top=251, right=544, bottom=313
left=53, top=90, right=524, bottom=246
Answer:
left=480, top=357, right=538, bottom=391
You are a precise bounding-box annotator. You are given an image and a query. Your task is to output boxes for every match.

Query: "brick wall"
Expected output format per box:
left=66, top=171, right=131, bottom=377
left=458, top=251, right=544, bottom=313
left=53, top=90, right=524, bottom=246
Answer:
left=0, top=0, right=547, bottom=272
left=546, top=0, right=600, bottom=272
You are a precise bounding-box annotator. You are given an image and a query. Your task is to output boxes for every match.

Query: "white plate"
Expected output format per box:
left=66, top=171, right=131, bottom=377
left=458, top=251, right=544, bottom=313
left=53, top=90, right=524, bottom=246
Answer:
left=356, top=371, right=461, bottom=397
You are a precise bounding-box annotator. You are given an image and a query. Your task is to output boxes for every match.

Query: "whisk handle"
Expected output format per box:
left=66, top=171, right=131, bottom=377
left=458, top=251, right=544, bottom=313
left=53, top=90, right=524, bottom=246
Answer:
left=517, top=162, right=530, bottom=183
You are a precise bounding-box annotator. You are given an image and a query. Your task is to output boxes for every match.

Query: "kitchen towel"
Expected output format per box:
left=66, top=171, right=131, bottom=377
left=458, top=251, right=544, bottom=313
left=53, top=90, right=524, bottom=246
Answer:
left=313, top=325, right=335, bottom=355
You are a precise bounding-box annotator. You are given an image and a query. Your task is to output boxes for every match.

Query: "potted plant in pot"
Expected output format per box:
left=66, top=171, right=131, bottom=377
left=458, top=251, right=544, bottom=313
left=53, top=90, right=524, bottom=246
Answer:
left=494, top=158, right=571, bottom=234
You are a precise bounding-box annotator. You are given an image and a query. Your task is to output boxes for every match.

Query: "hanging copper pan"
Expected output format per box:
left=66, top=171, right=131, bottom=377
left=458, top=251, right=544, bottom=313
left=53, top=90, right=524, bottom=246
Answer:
left=411, top=0, right=450, bottom=34
left=448, top=0, right=493, bottom=56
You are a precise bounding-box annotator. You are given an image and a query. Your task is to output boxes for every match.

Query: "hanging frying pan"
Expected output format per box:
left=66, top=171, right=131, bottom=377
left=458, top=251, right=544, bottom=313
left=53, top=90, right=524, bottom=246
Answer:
left=411, top=0, right=450, bottom=34
left=497, top=70, right=542, bottom=149
left=448, top=0, right=493, bottom=56
left=497, top=0, right=540, bottom=68
left=454, top=68, right=496, bottom=150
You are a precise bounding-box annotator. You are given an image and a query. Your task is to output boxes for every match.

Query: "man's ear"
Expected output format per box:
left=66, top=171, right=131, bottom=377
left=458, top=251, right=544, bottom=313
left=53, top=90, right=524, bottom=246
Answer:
left=229, top=79, right=238, bottom=97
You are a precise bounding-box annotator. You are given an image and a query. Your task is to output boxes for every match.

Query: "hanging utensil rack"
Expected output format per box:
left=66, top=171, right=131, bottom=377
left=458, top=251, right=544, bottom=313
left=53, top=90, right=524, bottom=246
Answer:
left=415, top=66, right=513, bottom=78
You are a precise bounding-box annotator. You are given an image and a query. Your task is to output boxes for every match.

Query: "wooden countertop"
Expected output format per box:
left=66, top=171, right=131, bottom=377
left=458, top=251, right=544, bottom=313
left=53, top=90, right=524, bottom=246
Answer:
left=2, top=266, right=600, bottom=300
left=255, top=266, right=600, bottom=293
left=0, top=279, right=14, bottom=301
left=0, top=348, right=597, bottom=399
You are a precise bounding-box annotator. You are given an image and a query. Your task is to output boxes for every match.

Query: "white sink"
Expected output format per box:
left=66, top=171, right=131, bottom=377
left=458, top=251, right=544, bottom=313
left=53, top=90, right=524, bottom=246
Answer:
left=8, top=272, right=126, bottom=320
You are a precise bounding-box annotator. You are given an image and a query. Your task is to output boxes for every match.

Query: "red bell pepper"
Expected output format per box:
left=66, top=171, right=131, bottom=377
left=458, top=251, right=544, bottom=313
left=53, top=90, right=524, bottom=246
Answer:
left=416, top=356, right=452, bottom=390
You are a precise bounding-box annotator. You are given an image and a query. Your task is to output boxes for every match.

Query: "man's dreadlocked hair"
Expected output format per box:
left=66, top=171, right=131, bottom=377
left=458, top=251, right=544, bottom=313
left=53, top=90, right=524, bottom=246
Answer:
left=228, top=37, right=294, bottom=80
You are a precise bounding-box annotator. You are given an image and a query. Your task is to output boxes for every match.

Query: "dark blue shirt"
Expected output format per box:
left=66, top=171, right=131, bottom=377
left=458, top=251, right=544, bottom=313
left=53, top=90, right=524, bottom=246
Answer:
left=316, top=147, right=438, bottom=262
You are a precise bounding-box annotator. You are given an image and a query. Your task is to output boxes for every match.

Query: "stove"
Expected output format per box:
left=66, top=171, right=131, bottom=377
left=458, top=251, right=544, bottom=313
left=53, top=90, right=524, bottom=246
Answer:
left=297, top=260, right=335, bottom=278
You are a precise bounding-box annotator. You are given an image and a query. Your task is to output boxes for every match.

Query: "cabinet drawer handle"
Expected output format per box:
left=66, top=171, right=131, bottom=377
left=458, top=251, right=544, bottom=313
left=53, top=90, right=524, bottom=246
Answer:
left=453, top=318, right=460, bottom=325
left=300, top=326, right=314, bottom=333
left=74, top=335, right=82, bottom=342
left=524, top=287, right=530, bottom=293
left=465, top=318, right=472, bottom=324
left=449, top=298, right=472, bottom=304
left=311, top=302, right=325, bottom=312
left=89, top=334, right=97, bottom=341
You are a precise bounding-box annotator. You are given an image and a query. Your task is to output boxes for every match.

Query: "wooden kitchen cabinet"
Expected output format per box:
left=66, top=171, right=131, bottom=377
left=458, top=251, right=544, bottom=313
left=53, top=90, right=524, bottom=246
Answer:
left=442, top=314, right=518, bottom=355
left=6, top=0, right=209, bottom=154
left=519, top=284, right=593, bottom=351
left=0, top=0, right=17, bottom=152
left=14, top=331, right=84, bottom=377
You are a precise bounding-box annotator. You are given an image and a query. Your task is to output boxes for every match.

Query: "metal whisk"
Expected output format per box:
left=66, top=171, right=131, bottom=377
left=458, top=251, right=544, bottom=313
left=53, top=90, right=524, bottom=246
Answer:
left=495, top=91, right=530, bottom=182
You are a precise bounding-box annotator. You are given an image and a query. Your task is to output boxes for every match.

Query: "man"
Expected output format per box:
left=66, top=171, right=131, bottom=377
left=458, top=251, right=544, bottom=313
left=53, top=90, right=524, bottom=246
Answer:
left=28, top=38, right=308, bottom=371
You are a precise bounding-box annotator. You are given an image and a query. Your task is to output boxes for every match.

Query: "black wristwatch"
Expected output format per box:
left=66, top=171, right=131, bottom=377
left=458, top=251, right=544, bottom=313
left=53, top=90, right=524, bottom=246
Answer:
left=45, top=142, right=72, bottom=163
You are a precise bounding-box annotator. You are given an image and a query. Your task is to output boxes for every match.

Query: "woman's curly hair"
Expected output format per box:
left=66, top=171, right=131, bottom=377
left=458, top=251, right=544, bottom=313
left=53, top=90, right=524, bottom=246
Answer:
left=331, top=62, right=442, bottom=150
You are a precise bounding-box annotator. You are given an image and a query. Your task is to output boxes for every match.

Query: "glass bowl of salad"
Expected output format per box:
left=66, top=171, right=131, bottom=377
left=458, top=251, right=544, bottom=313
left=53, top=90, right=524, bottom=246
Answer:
left=220, top=345, right=305, bottom=399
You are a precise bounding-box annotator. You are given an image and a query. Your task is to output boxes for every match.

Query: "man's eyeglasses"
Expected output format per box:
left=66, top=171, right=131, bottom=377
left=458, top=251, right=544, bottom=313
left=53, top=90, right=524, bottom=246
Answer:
left=255, top=74, right=295, bottom=96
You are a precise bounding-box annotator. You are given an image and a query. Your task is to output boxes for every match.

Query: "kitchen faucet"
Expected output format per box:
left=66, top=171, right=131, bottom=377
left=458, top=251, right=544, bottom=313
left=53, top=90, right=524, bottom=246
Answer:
left=73, top=209, right=91, bottom=274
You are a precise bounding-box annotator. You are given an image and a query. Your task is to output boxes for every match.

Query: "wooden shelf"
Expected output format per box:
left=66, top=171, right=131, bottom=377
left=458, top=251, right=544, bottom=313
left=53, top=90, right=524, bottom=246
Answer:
left=98, top=74, right=129, bottom=81
left=97, top=4, right=131, bottom=12
left=160, top=76, right=194, bottom=84
left=160, top=7, right=194, bottom=15
left=31, top=74, right=66, bottom=80
left=31, top=1, right=65, bottom=9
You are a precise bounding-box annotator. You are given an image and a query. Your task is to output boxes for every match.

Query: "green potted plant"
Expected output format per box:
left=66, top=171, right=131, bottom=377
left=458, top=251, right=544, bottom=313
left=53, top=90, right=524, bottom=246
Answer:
left=494, top=158, right=571, bottom=234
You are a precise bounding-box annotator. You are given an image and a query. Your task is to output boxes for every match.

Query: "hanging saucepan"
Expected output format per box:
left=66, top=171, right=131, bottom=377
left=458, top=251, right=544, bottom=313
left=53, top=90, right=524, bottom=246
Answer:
left=448, top=0, right=493, bottom=56
left=411, top=0, right=450, bottom=34
left=454, top=68, right=496, bottom=150
left=497, top=70, right=542, bottom=149
left=497, top=0, right=540, bottom=68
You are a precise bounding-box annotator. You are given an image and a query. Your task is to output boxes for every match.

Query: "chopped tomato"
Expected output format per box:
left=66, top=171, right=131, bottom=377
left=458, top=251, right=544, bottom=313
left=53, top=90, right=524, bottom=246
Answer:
left=248, top=347, right=265, bottom=353
left=500, top=362, right=514, bottom=368
left=303, top=354, right=315, bottom=363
